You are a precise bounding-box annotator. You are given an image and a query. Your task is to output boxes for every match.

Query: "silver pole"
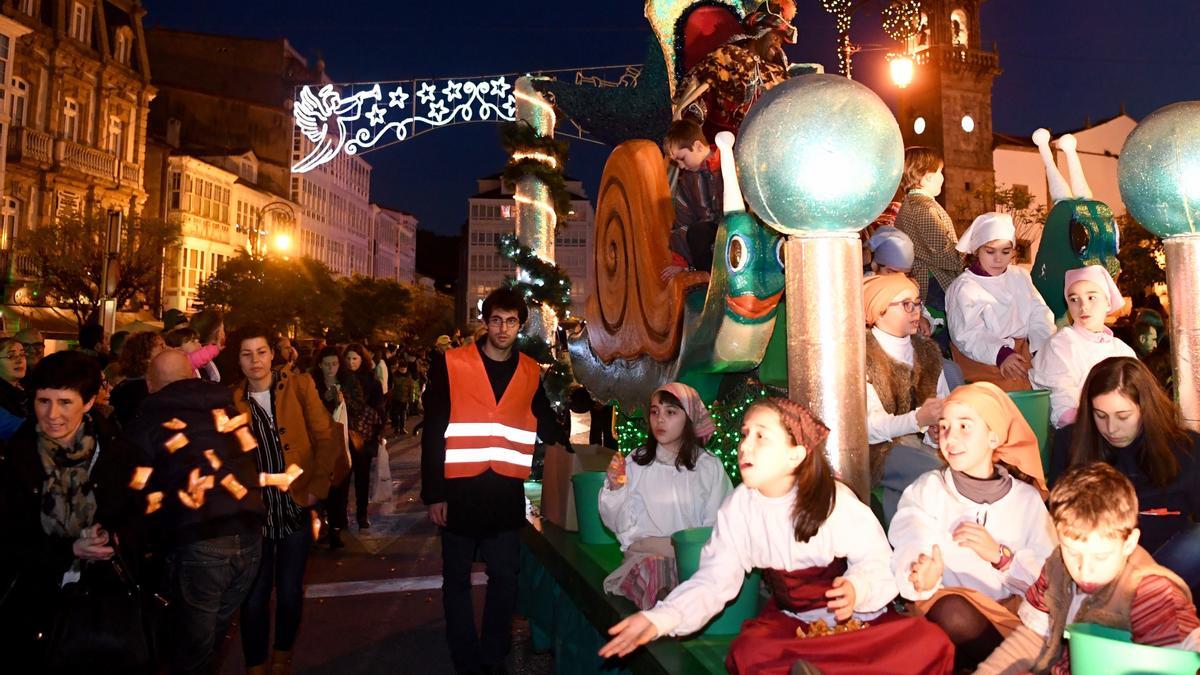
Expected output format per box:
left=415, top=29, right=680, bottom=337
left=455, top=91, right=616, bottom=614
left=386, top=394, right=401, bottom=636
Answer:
left=1164, top=234, right=1200, bottom=431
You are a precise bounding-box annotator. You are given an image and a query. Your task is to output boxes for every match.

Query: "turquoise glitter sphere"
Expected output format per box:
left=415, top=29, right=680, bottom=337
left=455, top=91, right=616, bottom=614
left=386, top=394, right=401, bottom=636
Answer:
left=734, top=74, right=904, bottom=235
left=1119, top=101, right=1200, bottom=238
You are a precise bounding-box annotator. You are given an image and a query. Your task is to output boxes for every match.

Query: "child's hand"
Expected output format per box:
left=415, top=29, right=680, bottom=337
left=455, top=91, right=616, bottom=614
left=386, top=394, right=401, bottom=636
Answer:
left=605, top=452, right=627, bottom=490
left=918, top=315, right=932, bottom=337
left=915, top=397, right=945, bottom=428
left=598, top=612, right=658, bottom=659
left=953, top=523, right=1001, bottom=564
left=825, top=577, right=857, bottom=622
left=660, top=265, right=686, bottom=282
left=909, top=544, right=944, bottom=593
left=999, top=352, right=1031, bottom=380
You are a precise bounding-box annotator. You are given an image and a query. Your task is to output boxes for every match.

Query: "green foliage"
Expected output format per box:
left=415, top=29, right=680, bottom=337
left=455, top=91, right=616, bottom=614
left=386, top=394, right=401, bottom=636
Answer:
left=337, top=276, right=414, bottom=342
left=496, top=234, right=572, bottom=316
left=1115, top=214, right=1167, bottom=299
left=13, top=214, right=180, bottom=327
left=197, top=253, right=341, bottom=337
left=499, top=121, right=573, bottom=224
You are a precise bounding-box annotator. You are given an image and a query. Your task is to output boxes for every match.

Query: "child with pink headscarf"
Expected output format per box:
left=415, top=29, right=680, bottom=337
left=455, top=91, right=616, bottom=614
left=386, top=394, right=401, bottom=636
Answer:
left=599, top=382, right=733, bottom=609
left=1032, top=265, right=1137, bottom=428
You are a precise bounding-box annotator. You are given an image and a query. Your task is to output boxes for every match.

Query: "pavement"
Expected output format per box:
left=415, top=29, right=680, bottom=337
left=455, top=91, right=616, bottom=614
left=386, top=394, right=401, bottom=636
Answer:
left=214, top=419, right=554, bottom=675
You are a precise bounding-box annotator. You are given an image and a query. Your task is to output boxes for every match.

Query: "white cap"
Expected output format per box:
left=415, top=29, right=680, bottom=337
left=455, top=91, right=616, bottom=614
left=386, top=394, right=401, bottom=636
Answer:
left=956, top=212, right=1016, bottom=254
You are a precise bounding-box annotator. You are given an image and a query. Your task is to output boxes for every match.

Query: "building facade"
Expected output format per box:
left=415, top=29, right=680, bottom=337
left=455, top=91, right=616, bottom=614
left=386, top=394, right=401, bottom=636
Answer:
left=146, top=28, right=377, bottom=280
left=461, top=173, right=594, bottom=325
left=2, top=0, right=155, bottom=295
left=895, top=0, right=1000, bottom=229
left=372, top=205, right=416, bottom=283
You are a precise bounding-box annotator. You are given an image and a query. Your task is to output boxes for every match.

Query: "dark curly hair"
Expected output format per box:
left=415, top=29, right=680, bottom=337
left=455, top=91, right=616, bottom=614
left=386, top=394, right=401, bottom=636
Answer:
left=117, top=331, right=164, bottom=378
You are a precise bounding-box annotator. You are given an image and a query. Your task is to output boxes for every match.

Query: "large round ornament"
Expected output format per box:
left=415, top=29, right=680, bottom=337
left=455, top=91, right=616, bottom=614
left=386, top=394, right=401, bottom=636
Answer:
left=1119, top=101, right=1200, bottom=238
left=734, top=74, right=904, bottom=235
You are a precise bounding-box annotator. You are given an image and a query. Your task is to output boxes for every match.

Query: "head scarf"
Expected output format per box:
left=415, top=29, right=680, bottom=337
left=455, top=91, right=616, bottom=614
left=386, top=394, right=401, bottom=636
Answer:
left=863, top=273, right=919, bottom=326
left=757, top=397, right=829, bottom=450
left=743, top=4, right=798, bottom=44
left=955, top=212, right=1016, bottom=254
left=944, top=382, right=1047, bottom=496
left=869, top=226, right=915, bottom=271
left=654, top=382, right=715, bottom=443
left=1064, top=265, right=1125, bottom=314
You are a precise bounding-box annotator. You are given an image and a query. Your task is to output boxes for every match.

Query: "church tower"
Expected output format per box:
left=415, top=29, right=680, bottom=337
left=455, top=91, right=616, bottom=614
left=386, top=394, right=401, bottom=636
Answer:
left=895, top=0, right=1001, bottom=229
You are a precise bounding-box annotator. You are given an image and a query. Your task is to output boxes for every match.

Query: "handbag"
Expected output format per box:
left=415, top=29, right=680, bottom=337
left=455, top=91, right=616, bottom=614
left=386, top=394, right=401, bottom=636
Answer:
left=45, top=534, right=154, bottom=672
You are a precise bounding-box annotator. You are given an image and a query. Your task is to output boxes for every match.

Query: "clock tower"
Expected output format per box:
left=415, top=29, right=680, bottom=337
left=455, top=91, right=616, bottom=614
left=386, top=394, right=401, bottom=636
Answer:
left=896, top=0, right=1002, bottom=229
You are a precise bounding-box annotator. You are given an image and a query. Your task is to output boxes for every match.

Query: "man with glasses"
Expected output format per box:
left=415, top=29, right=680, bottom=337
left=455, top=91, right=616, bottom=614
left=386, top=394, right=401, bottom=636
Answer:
left=13, top=327, right=45, bottom=371
left=421, top=287, right=566, bottom=675
left=862, top=274, right=963, bottom=523
left=0, top=337, right=28, bottom=439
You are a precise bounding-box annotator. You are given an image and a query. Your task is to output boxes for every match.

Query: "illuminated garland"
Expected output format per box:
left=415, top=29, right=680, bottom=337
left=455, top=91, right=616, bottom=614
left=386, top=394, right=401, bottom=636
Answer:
left=615, top=381, right=777, bottom=485
left=822, top=0, right=923, bottom=77
left=499, top=122, right=572, bottom=225
left=881, top=0, right=922, bottom=42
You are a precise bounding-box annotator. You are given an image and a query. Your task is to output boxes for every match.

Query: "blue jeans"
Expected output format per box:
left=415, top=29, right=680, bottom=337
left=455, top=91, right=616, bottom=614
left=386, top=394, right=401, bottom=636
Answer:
left=441, top=528, right=521, bottom=673
left=1154, top=523, right=1200, bottom=598
left=170, top=534, right=262, bottom=675
left=239, top=525, right=311, bottom=667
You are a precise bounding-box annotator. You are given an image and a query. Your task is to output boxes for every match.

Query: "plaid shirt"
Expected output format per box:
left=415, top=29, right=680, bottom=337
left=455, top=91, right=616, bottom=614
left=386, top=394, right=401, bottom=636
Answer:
left=894, top=191, right=964, bottom=301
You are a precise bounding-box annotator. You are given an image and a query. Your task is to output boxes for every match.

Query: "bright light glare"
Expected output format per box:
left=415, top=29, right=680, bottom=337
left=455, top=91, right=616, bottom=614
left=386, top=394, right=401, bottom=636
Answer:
left=961, top=115, right=975, bottom=133
left=273, top=233, right=293, bottom=252
left=890, top=57, right=914, bottom=88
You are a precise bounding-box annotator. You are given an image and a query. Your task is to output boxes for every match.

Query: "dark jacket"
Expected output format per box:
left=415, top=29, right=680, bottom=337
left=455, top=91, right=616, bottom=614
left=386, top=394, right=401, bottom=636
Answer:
left=0, top=412, right=142, bottom=654
left=420, top=340, right=566, bottom=536
left=110, top=377, right=149, bottom=430
left=0, top=378, right=29, bottom=418
left=125, top=379, right=264, bottom=548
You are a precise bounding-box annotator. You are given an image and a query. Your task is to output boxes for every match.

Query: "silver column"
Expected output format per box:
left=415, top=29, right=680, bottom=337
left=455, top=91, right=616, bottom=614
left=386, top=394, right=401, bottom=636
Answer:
left=1165, top=234, right=1200, bottom=431
left=783, top=233, right=869, bottom=499
left=513, top=76, right=557, bottom=344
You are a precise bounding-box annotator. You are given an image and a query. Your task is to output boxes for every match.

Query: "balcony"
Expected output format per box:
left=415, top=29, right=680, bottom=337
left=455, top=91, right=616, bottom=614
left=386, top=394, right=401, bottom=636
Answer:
left=913, top=46, right=1000, bottom=75
left=7, top=127, right=53, bottom=165
left=119, top=161, right=141, bottom=189
left=58, top=139, right=117, bottom=181
left=0, top=250, right=41, bottom=280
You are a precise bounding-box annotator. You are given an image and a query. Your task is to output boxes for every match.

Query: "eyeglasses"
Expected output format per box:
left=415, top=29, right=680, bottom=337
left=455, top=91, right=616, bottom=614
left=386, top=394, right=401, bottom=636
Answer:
left=487, top=317, right=521, bottom=329
left=0, top=351, right=26, bottom=361
left=887, top=300, right=921, bottom=314
left=21, top=342, right=44, bottom=353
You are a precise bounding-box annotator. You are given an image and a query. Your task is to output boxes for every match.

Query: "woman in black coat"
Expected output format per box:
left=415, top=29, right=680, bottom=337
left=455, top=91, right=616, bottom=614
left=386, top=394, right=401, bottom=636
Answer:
left=0, top=351, right=144, bottom=669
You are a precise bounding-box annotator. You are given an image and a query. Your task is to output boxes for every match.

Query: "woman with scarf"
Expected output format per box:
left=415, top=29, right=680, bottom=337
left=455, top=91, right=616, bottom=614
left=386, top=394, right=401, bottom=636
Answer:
left=0, top=351, right=143, bottom=668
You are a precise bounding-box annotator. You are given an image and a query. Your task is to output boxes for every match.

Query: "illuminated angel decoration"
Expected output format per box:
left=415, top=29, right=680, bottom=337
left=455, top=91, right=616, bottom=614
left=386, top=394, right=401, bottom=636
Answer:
left=291, top=84, right=375, bottom=173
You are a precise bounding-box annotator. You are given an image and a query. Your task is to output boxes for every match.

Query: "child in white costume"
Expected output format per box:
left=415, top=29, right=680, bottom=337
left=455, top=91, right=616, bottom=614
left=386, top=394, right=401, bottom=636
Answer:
left=600, top=398, right=955, bottom=674
left=889, top=382, right=1056, bottom=670
left=599, top=382, right=732, bottom=609
left=946, top=212, right=1056, bottom=391
left=1031, top=265, right=1136, bottom=428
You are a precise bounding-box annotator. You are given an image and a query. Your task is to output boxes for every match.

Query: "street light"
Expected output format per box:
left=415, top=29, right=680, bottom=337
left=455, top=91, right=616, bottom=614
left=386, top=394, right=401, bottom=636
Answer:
left=273, top=232, right=293, bottom=256
left=889, top=55, right=914, bottom=88
left=237, top=200, right=296, bottom=259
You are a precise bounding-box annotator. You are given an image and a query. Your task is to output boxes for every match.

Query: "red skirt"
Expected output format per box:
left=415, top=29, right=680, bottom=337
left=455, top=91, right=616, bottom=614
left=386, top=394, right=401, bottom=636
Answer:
left=726, top=604, right=955, bottom=675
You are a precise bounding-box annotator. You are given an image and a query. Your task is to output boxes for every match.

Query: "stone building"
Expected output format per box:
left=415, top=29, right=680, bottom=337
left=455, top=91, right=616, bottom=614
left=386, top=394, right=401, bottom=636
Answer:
left=2, top=0, right=155, bottom=295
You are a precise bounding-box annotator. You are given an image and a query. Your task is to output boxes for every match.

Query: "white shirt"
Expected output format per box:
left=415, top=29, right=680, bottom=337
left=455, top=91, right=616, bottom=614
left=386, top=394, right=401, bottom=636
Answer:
left=642, top=482, right=898, bottom=637
left=888, top=468, right=1057, bottom=602
left=1031, top=324, right=1137, bottom=428
left=946, top=266, right=1056, bottom=364
left=866, top=327, right=950, bottom=446
left=249, top=389, right=273, bottom=424
left=598, top=449, right=732, bottom=551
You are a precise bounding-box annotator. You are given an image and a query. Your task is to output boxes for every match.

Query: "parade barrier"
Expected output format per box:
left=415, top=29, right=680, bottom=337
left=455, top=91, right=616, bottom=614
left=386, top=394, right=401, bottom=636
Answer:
left=519, top=518, right=732, bottom=674
left=671, top=527, right=762, bottom=636
left=1066, top=623, right=1200, bottom=674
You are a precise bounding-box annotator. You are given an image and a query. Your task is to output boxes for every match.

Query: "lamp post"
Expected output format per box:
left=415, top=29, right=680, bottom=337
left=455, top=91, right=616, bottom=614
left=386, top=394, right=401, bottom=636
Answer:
left=99, top=209, right=123, bottom=337
left=237, top=200, right=295, bottom=260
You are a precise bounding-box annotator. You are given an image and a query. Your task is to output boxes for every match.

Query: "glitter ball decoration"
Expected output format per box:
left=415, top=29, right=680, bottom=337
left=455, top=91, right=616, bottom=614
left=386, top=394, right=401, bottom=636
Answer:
left=734, top=74, right=904, bottom=235
left=1119, top=101, right=1200, bottom=238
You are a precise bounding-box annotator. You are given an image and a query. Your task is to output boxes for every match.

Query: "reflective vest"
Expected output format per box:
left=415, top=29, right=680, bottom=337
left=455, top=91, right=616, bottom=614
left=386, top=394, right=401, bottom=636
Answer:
left=443, top=344, right=540, bottom=480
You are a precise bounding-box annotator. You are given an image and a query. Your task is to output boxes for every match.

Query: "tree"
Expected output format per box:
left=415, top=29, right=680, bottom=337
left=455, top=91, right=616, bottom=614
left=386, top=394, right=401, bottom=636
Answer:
left=198, top=253, right=342, bottom=337
left=1114, top=214, right=1166, bottom=301
left=338, top=276, right=413, bottom=342
left=398, top=286, right=457, bottom=347
left=14, top=214, right=181, bottom=327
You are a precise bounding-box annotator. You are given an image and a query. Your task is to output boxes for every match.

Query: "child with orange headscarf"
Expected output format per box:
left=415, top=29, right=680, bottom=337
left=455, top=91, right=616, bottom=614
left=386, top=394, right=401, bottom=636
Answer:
left=888, top=382, right=1056, bottom=671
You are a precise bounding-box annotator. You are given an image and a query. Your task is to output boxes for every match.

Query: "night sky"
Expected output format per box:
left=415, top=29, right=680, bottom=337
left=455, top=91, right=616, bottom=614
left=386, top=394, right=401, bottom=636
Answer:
left=145, top=1, right=1200, bottom=236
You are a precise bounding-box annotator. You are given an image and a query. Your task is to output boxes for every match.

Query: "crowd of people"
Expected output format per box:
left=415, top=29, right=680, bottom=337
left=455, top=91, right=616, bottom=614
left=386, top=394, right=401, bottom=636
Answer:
left=0, top=308, right=448, bottom=674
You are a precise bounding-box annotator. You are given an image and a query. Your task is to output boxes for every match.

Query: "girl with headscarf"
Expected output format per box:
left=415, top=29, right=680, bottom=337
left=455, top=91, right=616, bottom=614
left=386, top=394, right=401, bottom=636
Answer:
left=945, top=212, right=1056, bottom=391
left=1031, top=265, right=1136, bottom=428
left=601, top=397, right=955, bottom=674
left=888, top=382, right=1056, bottom=671
left=599, top=382, right=732, bottom=609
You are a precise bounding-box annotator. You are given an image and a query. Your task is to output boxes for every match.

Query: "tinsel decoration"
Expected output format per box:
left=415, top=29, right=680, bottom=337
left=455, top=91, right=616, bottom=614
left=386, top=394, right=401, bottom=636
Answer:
left=615, top=381, right=774, bottom=485
left=499, top=122, right=573, bottom=225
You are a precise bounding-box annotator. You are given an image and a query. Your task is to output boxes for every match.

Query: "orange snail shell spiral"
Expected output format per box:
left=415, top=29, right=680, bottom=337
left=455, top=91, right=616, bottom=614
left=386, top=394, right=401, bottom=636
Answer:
left=584, top=140, right=708, bottom=363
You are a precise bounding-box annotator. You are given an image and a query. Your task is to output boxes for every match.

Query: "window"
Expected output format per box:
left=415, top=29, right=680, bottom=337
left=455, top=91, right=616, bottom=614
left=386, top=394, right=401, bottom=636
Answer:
left=9, top=78, right=27, bottom=128
left=18, top=0, right=35, bottom=16
left=107, top=116, right=125, bottom=159
left=950, top=9, right=969, bottom=48
left=113, top=29, right=131, bottom=65
left=169, top=171, right=181, bottom=209
left=70, top=2, right=89, bottom=44
left=2, top=198, right=20, bottom=251
left=62, top=98, right=79, bottom=141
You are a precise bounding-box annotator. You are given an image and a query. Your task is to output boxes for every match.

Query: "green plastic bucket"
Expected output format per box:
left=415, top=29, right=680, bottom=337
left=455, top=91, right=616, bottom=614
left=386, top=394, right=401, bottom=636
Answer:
left=1008, top=389, right=1051, bottom=476
left=570, top=471, right=617, bottom=545
left=671, top=526, right=762, bottom=636
left=1067, top=622, right=1200, bottom=674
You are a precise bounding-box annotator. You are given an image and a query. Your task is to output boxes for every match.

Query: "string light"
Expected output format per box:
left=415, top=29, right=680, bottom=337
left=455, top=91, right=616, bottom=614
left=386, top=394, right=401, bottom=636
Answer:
left=514, top=192, right=559, bottom=229
left=881, top=0, right=921, bottom=42
left=512, top=150, right=559, bottom=169
left=514, top=89, right=557, bottom=128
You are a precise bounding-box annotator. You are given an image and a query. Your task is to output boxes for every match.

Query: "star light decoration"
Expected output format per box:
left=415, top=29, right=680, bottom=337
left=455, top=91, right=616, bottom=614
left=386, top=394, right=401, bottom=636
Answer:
left=292, top=75, right=520, bottom=173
